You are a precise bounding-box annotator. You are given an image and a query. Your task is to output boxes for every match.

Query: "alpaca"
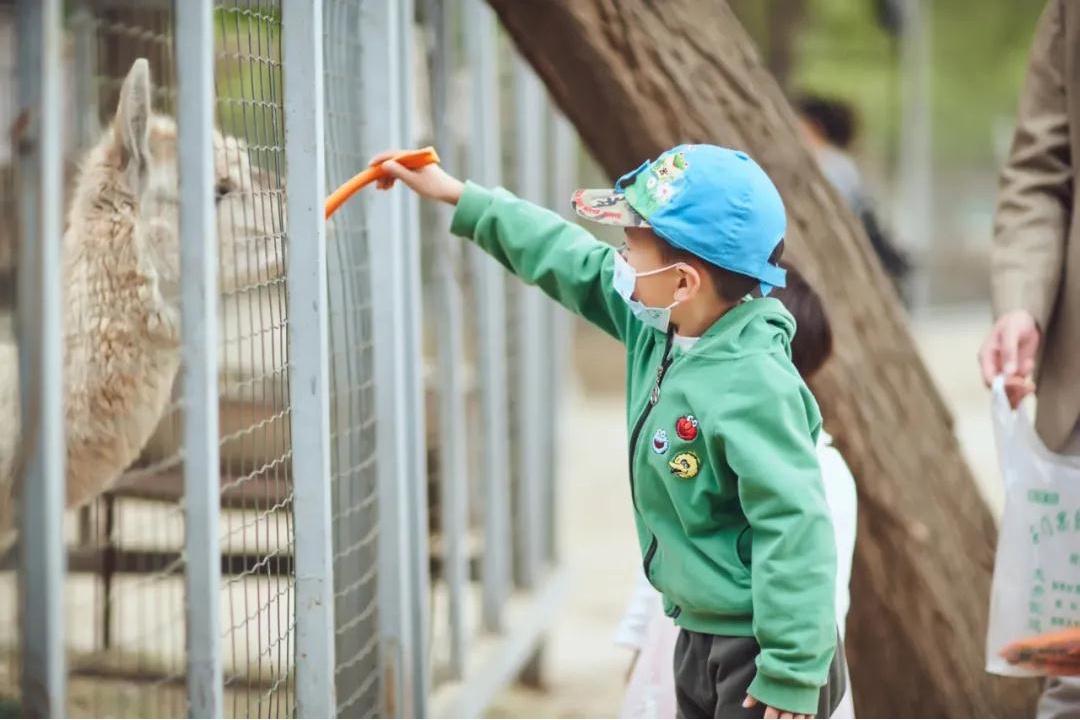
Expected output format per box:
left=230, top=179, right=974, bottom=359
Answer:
left=0, top=58, right=282, bottom=545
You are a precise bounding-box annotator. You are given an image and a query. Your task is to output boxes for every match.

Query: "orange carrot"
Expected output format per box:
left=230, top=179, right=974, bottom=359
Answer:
left=1001, top=627, right=1080, bottom=675
left=324, top=146, right=441, bottom=219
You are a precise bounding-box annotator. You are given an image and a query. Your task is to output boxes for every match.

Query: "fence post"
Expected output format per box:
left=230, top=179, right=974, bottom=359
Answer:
left=361, top=0, right=430, bottom=715
left=545, top=108, right=577, bottom=564
left=15, top=0, right=66, bottom=715
left=464, top=0, right=511, bottom=634
left=283, top=1, right=337, bottom=716
left=512, top=57, right=547, bottom=591
left=175, top=0, right=222, bottom=716
left=395, top=2, right=432, bottom=711
left=427, top=0, right=470, bottom=680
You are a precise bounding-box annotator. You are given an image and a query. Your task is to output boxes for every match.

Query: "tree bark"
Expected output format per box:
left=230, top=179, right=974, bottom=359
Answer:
left=485, top=1, right=1040, bottom=716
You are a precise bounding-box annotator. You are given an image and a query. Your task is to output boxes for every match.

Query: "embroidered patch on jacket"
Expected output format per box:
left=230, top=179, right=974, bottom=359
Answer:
left=669, top=451, right=700, bottom=479
left=651, top=428, right=670, bottom=455
left=674, top=415, right=699, bottom=442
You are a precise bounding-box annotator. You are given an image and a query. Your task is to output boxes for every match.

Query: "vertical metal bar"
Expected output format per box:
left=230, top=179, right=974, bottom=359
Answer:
left=428, top=0, right=469, bottom=679
left=545, top=109, right=577, bottom=564
left=283, top=2, right=337, bottom=716
left=465, top=0, right=511, bottom=632
left=176, top=1, right=222, bottom=716
left=512, top=57, right=546, bottom=590
left=15, top=0, right=65, bottom=715
left=397, top=1, right=431, bottom=712
left=897, top=0, right=933, bottom=313
left=70, top=3, right=100, bottom=151
left=361, top=0, right=429, bottom=715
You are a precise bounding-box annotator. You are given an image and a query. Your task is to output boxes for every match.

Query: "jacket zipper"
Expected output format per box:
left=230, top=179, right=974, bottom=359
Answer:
left=627, top=332, right=676, bottom=613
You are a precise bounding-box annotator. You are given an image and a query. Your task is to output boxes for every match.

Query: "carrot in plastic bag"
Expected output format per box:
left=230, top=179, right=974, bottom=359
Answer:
left=324, top=146, right=440, bottom=219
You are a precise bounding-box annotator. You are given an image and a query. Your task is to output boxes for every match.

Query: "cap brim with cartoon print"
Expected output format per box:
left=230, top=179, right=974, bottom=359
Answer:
left=570, top=144, right=788, bottom=294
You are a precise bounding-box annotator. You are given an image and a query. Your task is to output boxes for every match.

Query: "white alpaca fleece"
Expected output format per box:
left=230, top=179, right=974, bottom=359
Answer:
left=0, top=58, right=280, bottom=546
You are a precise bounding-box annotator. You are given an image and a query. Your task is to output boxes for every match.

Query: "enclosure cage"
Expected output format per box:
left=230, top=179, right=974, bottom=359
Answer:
left=4, top=0, right=576, bottom=717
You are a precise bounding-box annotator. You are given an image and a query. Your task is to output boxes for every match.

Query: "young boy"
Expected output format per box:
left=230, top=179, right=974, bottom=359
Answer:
left=373, top=144, right=844, bottom=719
left=616, top=264, right=856, bottom=719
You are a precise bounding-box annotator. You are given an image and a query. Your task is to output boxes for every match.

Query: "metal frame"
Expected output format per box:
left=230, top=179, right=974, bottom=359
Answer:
left=544, top=107, right=577, bottom=564
left=427, top=0, right=470, bottom=680
left=361, top=0, right=429, bottom=715
left=512, top=56, right=547, bottom=590
left=396, top=1, right=432, bottom=711
left=175, top=0, right=222, bottom=716
left=15, top=0, right=66, bottom=715
left=464, top=0, right=512, bottom=634
left=283, top=1, right=337, bottom=716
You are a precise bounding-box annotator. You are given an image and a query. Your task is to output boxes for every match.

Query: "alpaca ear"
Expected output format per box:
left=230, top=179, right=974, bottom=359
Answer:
left=112, top=58, right=152, bottom=190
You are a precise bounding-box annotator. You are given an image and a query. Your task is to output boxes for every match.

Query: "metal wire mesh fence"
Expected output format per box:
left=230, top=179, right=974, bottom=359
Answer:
left=322, top=1, right=381, bottom=716
left=60, top=7, right=187, bottom=716
left=25, top=2, right=294, bottom=716
left=8, top=1, right=575, bottom=716
left=212, top=4, right=293, bottom=717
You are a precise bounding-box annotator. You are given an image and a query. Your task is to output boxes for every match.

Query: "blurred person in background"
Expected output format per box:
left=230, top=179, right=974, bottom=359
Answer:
left=795, top=93, right=911, bottom=303
left=978, top=1, right=1080, bottom=716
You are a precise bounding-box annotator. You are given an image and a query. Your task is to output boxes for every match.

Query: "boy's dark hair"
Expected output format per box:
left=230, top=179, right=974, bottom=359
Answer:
left=770, top=263, right=833, bottom=379
left=659, top=240, right=785, bottom=304
left=795, top=93, right=857, bottom=150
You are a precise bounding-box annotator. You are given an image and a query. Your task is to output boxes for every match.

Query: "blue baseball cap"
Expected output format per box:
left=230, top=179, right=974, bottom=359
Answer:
left=571, top=144, right=788, bottom=293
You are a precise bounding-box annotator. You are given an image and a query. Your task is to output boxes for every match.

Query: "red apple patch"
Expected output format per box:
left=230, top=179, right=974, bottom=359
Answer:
left=675, top=415, right=699, bottom=441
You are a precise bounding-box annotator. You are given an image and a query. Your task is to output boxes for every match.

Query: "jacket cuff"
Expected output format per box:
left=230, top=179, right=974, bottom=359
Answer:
left=747, top=672, right=821, bottom=717
left=449, top=180, right=494, bottom=240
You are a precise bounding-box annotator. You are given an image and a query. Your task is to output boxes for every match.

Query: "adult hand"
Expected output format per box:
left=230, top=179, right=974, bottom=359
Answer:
left=369, top=149, right=464, bottom=205
left=978, top=309, right=1040, bottom=408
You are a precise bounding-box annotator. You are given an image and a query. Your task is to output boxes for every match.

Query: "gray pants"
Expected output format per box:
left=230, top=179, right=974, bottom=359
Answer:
left=673, top=629, right=846, bottom=719
left=1040, top=678, right=1080, bottom=718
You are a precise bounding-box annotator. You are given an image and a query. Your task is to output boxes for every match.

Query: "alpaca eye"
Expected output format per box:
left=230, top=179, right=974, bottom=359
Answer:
left=215, top=181, right=230, bottom=203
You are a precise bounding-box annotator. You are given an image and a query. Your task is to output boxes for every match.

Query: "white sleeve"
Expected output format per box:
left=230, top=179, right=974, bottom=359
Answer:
left=818, top=443, right=858, bottom=637
left=613, top=567, right=664, bottom=650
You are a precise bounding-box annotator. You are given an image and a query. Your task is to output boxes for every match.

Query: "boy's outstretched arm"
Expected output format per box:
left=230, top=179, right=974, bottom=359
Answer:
left=374, top=150, right=637, bottom=343
left=710, top=362, right=837, bottom=719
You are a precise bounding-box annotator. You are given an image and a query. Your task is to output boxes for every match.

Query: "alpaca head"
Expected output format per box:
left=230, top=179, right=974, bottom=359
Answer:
left=107, top=58, right=283, bottom=308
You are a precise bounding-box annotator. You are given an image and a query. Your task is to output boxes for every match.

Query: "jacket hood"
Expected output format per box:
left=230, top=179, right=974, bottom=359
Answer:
left=684, top=297, right=795, bottom=362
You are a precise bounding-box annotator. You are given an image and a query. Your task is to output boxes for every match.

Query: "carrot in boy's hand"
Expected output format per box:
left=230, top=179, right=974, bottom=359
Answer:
left=367, top=148, right=463, bottom=206
left=324, top=146, right=441, bottom=219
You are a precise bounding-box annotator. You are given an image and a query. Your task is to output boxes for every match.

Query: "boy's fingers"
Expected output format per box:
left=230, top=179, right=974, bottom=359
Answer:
left=368, top=149, right=404, bottom=166
left=742, top=696, right=759, bottom=709
left=381, top=159, right=417, bottom=182
left=763, top=707, right=779, bottom=719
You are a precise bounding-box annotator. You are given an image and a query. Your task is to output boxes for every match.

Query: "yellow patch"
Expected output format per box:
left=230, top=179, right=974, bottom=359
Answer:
left=668, top=451, right=700, bottom=479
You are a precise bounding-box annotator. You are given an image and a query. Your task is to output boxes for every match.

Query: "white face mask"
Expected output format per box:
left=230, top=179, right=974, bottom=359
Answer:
left=612, top=251, right=681, bottom=333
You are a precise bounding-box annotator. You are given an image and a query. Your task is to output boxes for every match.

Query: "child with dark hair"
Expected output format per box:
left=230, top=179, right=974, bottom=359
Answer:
left=617, top=264, right=857, bottom=719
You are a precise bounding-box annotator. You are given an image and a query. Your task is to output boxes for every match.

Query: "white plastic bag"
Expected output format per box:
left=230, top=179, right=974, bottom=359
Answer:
left=987, top=377, right=1080, bottom=676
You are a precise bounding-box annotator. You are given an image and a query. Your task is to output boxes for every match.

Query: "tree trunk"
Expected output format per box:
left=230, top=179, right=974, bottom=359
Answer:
left=485, top=1, right=1040, bottom=716
left=764, top=0, right=806, bottom=88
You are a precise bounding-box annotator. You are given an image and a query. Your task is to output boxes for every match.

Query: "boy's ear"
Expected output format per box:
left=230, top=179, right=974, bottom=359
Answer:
left=674, top=264, right=702, bottom=303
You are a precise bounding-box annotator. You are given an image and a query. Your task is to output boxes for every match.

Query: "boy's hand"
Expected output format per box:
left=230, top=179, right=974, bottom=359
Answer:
left=742, top=695, right=814, bottom=719
left=369, top=149, right=464, bottom=205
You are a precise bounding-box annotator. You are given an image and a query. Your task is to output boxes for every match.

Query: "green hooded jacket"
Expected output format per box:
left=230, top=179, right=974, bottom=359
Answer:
left=451, top=182, right=837, bottom=714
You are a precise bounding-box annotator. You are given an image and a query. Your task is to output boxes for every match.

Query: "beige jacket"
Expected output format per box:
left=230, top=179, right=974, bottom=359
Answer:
left=993, top=0, right=1080, bottom=452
